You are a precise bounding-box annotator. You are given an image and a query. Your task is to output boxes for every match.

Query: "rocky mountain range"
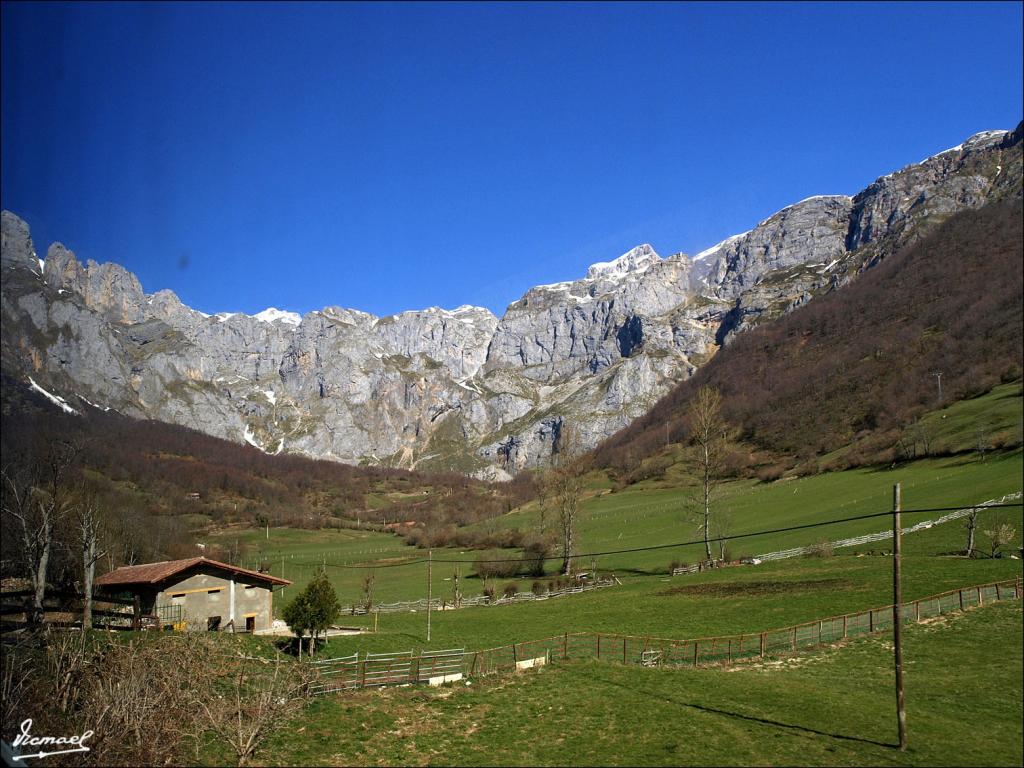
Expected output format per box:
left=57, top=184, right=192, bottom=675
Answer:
left=2, top=124, right=1020, bottom=477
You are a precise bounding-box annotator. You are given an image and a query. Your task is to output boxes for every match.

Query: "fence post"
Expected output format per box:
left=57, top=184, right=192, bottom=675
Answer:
left=623, top=637, right=627, bottom=664
left=791, top=627, right=797, bottom=651
left=915, top=601, right=920, bottom=622
left=512, top=643, right=518, bottom=664
left=869, top=610, right=874, bottom=633
left=471, top=652, right=479, bottom=676
left=728, top=638, right=733, bottom=663
left=843, top=615, right=848, bottom=639
left=563, top=632, right=568, bottom=660
left=597, top=634, right=601, bottom=660
left=958, top=589, right=964, bottom=611
left=978, top=586, right=983, bottom=606
left=693, top=641, right=699, bottom=667
left=360, top=659, right=367, bottom=688
left=818, top=620, right=823, bottom=644
left=996, top=583, right=1001, bottom=601
left=760, top=632, right=767, bottom=658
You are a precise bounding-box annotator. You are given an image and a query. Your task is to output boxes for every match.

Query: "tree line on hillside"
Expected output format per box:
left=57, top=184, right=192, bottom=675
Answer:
left=0, top=395, right=536, bottom=548
left=594, top=197, right=1024, bottom=479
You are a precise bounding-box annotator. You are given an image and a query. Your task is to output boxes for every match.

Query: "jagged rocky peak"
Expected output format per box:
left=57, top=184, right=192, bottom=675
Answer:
left=694, top=195, right=854, bottom=299
left=586, top=243, right=661, bottom=280
left=1, top=210, right=39, bottom=272
left=2, top=122, right=1019, bottom=474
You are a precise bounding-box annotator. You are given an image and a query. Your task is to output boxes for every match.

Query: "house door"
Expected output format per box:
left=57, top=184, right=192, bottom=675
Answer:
left=245, top=616, right=255, bottom=632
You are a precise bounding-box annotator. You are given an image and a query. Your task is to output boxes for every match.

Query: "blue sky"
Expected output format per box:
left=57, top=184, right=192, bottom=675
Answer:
left=2, top=2, right=1022, bottom=318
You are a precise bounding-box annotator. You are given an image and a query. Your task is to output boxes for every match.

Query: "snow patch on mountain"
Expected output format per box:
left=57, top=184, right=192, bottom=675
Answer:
left=28, top=377, right=77, bottom=414
left=691, top=232, right=750, bottom=263
left=253, top=307, right=302, bottom=326
left=586, top=244, right=660, bottom=280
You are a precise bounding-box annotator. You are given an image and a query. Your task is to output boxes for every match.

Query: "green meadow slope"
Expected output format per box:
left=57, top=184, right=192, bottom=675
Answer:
left=261, top=600, right=1023, bottom=767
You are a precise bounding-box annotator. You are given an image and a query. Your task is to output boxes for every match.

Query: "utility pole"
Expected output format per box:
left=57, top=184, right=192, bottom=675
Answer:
left=893, top=483, right=908, bottom=751
left=426, top=549, right=433, bottom=643
left=932, top=371, right=943, bottom=404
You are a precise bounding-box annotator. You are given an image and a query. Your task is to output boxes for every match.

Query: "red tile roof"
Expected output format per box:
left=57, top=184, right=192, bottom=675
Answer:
left=94, top=557, right=291, bottom=588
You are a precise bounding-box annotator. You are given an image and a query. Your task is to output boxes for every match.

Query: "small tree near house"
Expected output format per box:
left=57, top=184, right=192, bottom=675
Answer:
left=281, top=569, right=341, bottom=657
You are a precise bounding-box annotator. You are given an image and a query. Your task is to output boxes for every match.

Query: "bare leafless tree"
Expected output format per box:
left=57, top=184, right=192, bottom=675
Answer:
left=982, top=522, right=1016, bottom=559
left=964, top=507, right=979, bottom=557
left=711, top=509, right=733, bottom=562
left=549, top=422, right=586, bottom=576
left=74, top=486, right=106, bottom=629
left=1, top=440, right=79, bottom=625
left=360, top=570, right=376, bottom=612
left=686, top=387, right=730, bottom=560
left=196, top=649, right=314, bottom=767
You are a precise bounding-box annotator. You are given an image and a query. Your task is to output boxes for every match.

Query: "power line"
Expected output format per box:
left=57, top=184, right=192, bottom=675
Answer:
left=286, top=500, right=1021, bottom=570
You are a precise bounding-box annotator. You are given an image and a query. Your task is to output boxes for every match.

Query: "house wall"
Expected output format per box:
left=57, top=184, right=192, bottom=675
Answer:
left=154, top=570, right=275, bottom=632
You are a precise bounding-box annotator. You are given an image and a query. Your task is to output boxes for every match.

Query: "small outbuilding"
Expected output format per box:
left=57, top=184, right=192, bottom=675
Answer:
left=94, top=556, right=291, bottom=633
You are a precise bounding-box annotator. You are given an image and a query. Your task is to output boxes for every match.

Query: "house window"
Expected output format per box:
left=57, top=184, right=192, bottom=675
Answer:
left=207, top=616, right=221, bottom=631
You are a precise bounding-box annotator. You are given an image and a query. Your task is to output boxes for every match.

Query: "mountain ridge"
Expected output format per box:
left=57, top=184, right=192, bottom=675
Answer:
left=2, top=123, right=1021, bottom=475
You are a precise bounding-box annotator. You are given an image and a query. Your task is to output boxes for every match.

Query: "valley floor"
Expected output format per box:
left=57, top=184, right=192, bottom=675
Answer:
left=257, top=600, right=1023, bottom=767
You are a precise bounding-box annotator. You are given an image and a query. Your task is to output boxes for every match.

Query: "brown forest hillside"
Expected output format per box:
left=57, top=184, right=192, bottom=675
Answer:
left=593, top=197, right=1024, bottom=475
left=0, top=379, right=535, bottom=582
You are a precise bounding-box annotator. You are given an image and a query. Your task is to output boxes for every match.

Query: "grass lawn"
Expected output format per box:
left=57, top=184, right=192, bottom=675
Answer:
left=220, top=448, right=1021, bottom=619
left=259, top=600, right=1023, bottom=767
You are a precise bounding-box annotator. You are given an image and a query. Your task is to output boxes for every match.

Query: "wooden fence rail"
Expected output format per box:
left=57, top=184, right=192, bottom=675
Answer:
left=311, top=577, right=1021, bottom=696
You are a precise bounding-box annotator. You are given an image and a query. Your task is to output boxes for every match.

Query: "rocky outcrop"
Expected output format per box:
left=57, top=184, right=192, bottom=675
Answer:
left=3, top=124, right=1021, bottom=473
left=1, top=211, right=38, bottom=273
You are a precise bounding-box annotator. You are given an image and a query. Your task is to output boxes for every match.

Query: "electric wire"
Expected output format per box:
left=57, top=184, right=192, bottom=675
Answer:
left=279, top=500, right=1022, bottom=570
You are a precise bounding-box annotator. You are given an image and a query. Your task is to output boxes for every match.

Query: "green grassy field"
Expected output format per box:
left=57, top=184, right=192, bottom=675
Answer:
left=207, top=447, right=1022, bottom=618
left=260, top=600, right=1023, bottom=767
left=195, top=386, right=1022, bottom=766
left=205, top=384, right=1022, bottom=610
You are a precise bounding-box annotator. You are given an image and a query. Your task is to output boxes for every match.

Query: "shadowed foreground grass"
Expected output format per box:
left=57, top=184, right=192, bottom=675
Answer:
left=258, top=601, right=1022, bottom=767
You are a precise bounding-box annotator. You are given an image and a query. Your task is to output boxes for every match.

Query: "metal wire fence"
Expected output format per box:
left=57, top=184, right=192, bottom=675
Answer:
left=311, top=577, right=1021, bottom=695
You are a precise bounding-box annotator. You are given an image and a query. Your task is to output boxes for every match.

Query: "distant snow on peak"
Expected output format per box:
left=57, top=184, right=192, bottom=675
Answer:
left=921, top=130, right=1009, bottom=164
left=586, top=244, right=660, bottom=280
left=452, top=304, right=491, bottom=315
left=253, top=307, right=302, bottom=326
left=789, top=194, right=852, bottom=208
left=691, top=231, right=750, bottom=263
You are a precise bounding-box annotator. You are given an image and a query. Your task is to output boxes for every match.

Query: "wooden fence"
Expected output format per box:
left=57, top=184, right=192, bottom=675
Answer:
left=509, top=577, right=1023, bottom=672
left=310, top=577, right=1021, bottom=695
left=0, top=589, right=181, bottom=634
left=310, top=648, right=465, bottom=695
